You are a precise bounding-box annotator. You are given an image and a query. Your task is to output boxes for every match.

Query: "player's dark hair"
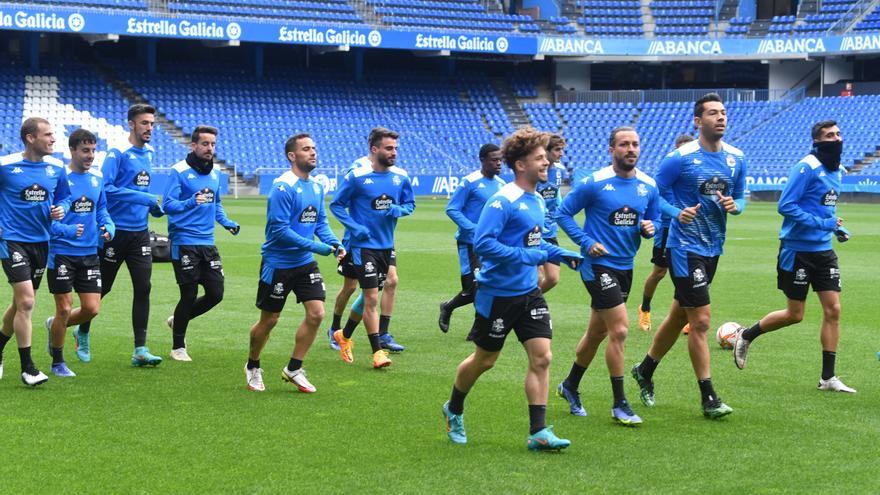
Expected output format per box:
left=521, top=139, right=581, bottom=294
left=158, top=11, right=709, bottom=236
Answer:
left=69, top=128, right=97, bottom=149
left=191, top=125, right=218, bottom=143
left=127, top=103, right=156, bottom=122
left=368, top=127, right=399, bottom=149
left=609, top=126, right=637, bottom=146
left=479, top=143, right=500, bottom=159
left=694, top=93, right=724, bottom=118
left=501, top=127, right=549, bottom=171
left=20, top=117, right=50, bottom=144
left=811, top=120, right=838, bottom=141
left=547, top=134, right=566, bottom=150
left=674, top=134, right=695, bottom=148
left=285, top=133, right=312, bottom=155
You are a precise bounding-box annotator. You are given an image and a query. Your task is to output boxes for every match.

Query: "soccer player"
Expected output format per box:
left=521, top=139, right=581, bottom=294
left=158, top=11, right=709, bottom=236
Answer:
left=437, top=143, right=504, bottom=333
left=329, top=128, right=414, bottom=368
left=0, top=117, right=70, bottom=386
left=244, top=133, right=343, bottom=393
left=536, top=134, right=566, bottom=293
left=44, top=129, right=114, bottom=376
left=637, top=134, right=695, bottom=333
left=441, top=128, right=581, bottom=450
left=162, top=126, right=239, bottom=362
left=75, top=104, right=164, bottom=366
left=733, top=120, right=856, bottom=393
left=630, top=93, right=746, bottom=418
left=555, top=127, right=660, bottom=425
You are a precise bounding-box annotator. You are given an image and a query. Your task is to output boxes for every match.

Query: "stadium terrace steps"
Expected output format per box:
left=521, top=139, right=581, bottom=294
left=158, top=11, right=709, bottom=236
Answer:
left=490, top=77, right=531, bottom=129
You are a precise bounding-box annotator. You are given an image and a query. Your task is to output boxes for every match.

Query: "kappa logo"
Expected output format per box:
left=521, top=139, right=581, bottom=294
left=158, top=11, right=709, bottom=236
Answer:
left=490, top=200, right=502, bottom=209
left=519, top=202, right=529, bottom=210
left=273, top=282, right=285, bottom=295
left=478, top=183, right=486, bottom=188
left=637, top=184, right=648, bottom=197
left=602, top=183, right=616, bottom=192
left=187, top=173, right=196, bottom=180
left=364, top=178, right=374, bottom=185
left=45, top=166, right=56, bottom=177
left=11, top=167, right=22, bottom=174
left=693, top=268, right=705, bottom=283
left=693, top=159, right=702, bottom=165
left=296, top=187, right=302, bottom=193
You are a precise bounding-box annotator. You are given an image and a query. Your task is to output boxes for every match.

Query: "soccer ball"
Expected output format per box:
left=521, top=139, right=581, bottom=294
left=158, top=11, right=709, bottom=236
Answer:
left=716, top=322, right=740, bottom=350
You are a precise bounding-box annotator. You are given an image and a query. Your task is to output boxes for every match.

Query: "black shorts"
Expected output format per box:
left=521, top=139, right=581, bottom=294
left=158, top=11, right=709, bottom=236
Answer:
left=100, top=229, right=152, bottom=269
left=256, top=261, right=325, bottom=313
left=668, top=249, right=719, bottom=308
left=352, top=247, right=396, bottom=290
left=543, top=237, right=560, bottom=266
left=583, top=265, right=633, bottom=310
left=468, top=289, right=552, bottom=352
left=650, top=228, right=670, bottom=268
left=777, top=248, right=840, bottom=301
left=172, top=245, right=224, bottom=286
left=47, top=254, right=102, bottom=294
left=336, top=250, right=358, bottom=279
left=457, top=242, right=481, bottom=276
left=1, top=241, right=48, bottom=289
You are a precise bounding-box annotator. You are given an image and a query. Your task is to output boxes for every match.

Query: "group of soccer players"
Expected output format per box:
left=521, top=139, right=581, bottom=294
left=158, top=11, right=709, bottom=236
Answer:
left=438, top=93, right=854, bottom=451
left=0, top=93, right=855, bottom=452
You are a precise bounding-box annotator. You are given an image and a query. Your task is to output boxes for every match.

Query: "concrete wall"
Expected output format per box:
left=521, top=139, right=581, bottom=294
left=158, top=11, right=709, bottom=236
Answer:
left=554, top=61, right=591, bottom=91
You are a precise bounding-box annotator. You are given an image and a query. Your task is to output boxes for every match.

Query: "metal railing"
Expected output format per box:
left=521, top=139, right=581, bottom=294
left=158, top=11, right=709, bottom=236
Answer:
left=554, top=87, right=806, bottom=104
left=825, top=0, right=879, bottom=34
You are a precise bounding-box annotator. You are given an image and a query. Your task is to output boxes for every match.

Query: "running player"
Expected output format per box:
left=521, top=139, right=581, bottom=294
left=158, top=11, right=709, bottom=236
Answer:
left=441, top=128, right=581, bottom=450
left=163, top=126, right=239, bottom=362
left=536, top=134, right=566, bottom=293
left=244, top=133, right=343, bottom=393
left=631, top=93, right=746, bottom=418
left=0, top=117, right=70, bottom=386
left=44, top=129, right=114, bottom=376
left=75, top=104, right=164, bottom=366
left=733, top=120, right=855, bottom=393
left=329, top=128, right=414, bottom=368
left=637, top=134, right=695, bottom=333
left=555, top=127, right=660, bottom=425
left=437, top=143, right=504, bottom=333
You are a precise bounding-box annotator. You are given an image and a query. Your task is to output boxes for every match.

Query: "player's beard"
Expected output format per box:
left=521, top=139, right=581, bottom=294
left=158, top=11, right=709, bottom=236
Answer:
left=377, top=154, right=394, bottom=168
left=296, top=161, right=316, bottom=173
left=614, top=156, right=637, bottom=172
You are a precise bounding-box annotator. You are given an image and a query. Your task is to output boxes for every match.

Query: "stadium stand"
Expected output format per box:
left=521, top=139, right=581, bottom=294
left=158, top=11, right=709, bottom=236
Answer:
left=577, top=0, right=644, bottom=36
left=797, top=0, right=860, bottom=33
left=168, top=0, right=364, bottom=24
left=651, top=0, right=713, bottom=36
left=18, top=0, right=148, bottom=10
left=725, top=17, right=753, bottom=36
left=365, top=0, right=534, bottom=33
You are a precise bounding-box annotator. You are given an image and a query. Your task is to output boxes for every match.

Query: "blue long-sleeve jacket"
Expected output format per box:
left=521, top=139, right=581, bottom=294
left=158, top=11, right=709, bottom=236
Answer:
left=655, top=140, right=747, bottom=257
left=778, top=153, right=842, bottom=252
left=102, top=144, right=158, bottom=231
left=0, top=153, right=71, bottom=244
left=50, top=168, right=114, bottom=256
left=536, top=162, right=566, bottom=238
left=163, top=160, right=236, bottom=253
left=445, top=169, right=505, bottom=245
left=262, top=171, right=340, bottom=269
left=474, top=183, right=579, bottom=297
left=556, top=166, right=660, bottom=280
left=330, top=165, right=415, bottom=250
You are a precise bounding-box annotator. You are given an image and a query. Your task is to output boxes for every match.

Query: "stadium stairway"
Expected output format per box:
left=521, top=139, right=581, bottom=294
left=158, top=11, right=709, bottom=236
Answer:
left=490, top=77, right=531, bottom=129
left=348, top=0, right=385, bottom=26
left=641, top=0, right=656, bottom=37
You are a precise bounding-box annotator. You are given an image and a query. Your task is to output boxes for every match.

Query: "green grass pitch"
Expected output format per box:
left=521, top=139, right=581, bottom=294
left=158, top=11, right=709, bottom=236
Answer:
left=1, top=198, right=878, bottom=493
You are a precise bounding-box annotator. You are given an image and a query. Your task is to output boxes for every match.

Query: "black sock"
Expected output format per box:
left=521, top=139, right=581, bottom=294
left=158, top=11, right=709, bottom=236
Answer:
left=367, top=333, right=382, bottom=353
left=528, top=404, right=547, bottom=435
left=742, top=321, right=762, bottom=342
left=288, top=358, right=303, bottom=371
left=18, top=346, right=33, bottom=371
left=331, top=313, right=342, bottom=330
left=698, top=378, right=717, bottom=404
left=611, top=376, right=626, bottom=404
left=639, top=354, right=659, bottom=380
left=379, top=315, right=391, bottom=336
left=51, top=346, right=64, bottom=365
left=564, top=362, right=587, bottom=391
left=641, top=295, right=652, bottom=313
left=342, top=318, right=359, bottom=339
left=78, top=320, right=91, bottom=334
left=172, top=335, right=186, bottom=350
left=446, top=291, right=474, bottom=311
left=0, top=332, right=11, bottom=354
left=821, top=351, right=836, bottom=380
left=247, top=358, right=260, bottom=370
left=448, top=385, right=467, bottom=415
